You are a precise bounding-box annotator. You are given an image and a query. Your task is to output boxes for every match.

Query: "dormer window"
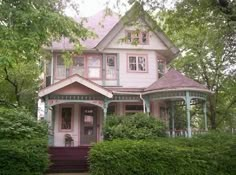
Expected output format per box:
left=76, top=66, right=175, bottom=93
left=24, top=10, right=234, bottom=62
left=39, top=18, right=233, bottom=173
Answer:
left=126, top=30, right=149, bottom=45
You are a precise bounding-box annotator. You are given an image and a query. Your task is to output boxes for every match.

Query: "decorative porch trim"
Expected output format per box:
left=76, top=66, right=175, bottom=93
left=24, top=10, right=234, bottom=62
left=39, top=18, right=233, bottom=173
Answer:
left=39, top=74, right=113, bottom=98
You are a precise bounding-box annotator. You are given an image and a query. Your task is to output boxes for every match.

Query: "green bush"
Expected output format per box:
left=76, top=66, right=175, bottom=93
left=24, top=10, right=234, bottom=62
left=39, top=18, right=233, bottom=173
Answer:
left=0, top=139, right=49, bottom=175
left=0, top=107, right=49, bottom=174
left=89, top=133, right=236, bottom=175
left=104, top=113, right=167, bottom=140
left=0, top=107, right=48, bottom=140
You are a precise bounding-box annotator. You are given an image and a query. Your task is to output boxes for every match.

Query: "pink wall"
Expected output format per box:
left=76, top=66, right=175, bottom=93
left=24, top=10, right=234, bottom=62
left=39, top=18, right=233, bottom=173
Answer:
left=53, top=82, right=97, bottom=95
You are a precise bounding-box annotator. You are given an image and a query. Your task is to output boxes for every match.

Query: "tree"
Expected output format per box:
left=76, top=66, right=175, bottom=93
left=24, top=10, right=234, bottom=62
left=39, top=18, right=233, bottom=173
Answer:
left=160, top=0, right=236, bottom=129
left=111, top=0, right=236, bottom=129
left=0, top=0, right=93, bottom=112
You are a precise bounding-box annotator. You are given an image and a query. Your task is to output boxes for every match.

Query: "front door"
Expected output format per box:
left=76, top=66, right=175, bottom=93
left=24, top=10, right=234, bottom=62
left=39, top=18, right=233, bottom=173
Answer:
left=80, top=107, right=97, bottom=145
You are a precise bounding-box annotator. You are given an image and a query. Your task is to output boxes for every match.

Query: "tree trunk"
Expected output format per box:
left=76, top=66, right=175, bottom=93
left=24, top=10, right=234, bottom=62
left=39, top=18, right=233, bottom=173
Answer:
left=209, top=96, right=217, bottom=129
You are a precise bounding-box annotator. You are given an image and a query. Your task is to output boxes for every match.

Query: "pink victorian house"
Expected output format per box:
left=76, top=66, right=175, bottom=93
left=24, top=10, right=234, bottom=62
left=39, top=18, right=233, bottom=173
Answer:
left=39, top=3, right=211, bottom=173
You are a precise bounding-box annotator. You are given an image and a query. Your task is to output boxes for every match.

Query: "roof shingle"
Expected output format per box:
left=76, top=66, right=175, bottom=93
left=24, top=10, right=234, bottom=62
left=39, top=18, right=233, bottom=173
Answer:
left=145, top=69, right=210, bottom=93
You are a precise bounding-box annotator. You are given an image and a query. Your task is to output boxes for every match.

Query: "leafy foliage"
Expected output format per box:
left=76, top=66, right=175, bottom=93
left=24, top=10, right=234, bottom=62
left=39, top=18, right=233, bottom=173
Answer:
left=89, top=133, right=236, bottom=175
left=104, top=113, right=167, bottom=140
left=0, top=107, right=48, bottom=140
left=159, top=0, right=236, bottom=129
left=0, top=139, right=49, bottom=175
left=0, top=0, right=93, bottom=112
left=0, top=107, right=49, bottom=174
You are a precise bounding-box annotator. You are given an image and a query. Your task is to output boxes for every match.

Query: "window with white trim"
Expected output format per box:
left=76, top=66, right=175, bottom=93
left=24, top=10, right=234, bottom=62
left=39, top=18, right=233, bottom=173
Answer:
left=128, top=55, right=147, bottom=72
left=106, top=55, right=116, bottom=79
left=126, top=31, right=149, bottom=45
left=61, top=107, right=72, bottom=130
left=88, top=56, right=101, bottom=78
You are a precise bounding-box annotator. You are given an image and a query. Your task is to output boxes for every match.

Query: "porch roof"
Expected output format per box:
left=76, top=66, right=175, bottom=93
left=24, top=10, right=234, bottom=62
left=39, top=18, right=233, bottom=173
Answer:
left=144, top=69, right=211, bottom=94
left=39, top=74, right=113, bottom=98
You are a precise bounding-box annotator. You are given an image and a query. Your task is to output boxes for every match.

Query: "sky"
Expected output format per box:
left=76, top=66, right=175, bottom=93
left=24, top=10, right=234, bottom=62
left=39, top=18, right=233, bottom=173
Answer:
left=65, top=0, right=130, bottom=17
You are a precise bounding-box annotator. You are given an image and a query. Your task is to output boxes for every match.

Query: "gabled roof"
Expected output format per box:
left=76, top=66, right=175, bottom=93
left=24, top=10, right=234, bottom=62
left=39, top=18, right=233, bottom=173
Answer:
left=39, top=74, right=113, bottom=98
left=144, top=69, right=211, bottom=94
left=48, top=3, right=179, bottom=60
left=50, top=10, right=120, bottom=50
left=96, top=3, right=179, bottom=60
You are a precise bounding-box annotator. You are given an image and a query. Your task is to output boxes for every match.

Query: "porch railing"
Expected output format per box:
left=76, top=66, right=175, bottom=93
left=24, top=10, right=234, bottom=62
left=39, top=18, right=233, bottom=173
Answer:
left=167, top=129, right=208, bottom=137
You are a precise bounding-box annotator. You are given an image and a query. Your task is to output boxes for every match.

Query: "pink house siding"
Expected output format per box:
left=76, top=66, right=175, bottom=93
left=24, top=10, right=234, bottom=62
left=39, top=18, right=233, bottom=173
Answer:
left=53, top=82, right=97, bottom=95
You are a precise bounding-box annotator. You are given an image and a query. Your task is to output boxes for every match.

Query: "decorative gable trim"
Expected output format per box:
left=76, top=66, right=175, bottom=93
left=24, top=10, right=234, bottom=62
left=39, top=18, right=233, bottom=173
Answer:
left=95, top=2, right=179, bottom=60
left=39, top=74, right=113, bottom=98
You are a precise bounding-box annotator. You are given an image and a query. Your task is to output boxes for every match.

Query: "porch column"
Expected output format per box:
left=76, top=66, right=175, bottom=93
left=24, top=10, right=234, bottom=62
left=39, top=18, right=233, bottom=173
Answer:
left=171, top=101, right=175, bottom=137
left=203, top=101, right=208, bottom=131
left=102, top=98, right=109, bottom=140
left=185, top=91, right=192, bottom=138
left=144, top=96, right=150, bottom=116
left=44, top=96, right=53, bottom=145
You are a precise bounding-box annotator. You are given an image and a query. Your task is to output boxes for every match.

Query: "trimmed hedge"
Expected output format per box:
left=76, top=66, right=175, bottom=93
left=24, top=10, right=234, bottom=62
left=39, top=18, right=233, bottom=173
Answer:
left=104, top=113, right=167, bottom=140
left=0, top=139, right=49, bottom=175
left=89, top=133, right=236, bottom=175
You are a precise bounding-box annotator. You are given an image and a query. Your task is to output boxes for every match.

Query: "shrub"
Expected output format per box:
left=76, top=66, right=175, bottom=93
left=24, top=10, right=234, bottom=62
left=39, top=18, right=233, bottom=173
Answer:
left=104, top=113, right=167, bottom=140
left=89, top=133, right=236, bottom=175
left=0, top=107, right=49, bottom=174
left=0, top=139, right=49, bottom=175
left=0, top=107, right=48, bottom=140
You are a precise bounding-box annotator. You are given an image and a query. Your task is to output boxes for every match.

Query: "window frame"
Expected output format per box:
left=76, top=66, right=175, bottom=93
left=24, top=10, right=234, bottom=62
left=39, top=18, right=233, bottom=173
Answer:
left=55, top=54, right=67, bottom=79
left=125, top=30, right=149, bottom=45
left=87, top=55, right=102, bottom=80
left=127, top=54, right=148, bottom=73
left=54, top=54, right=102, bottom=80
left=59, top=104, right=74, bottom=132
left=105, top=54, right=117, bottom=80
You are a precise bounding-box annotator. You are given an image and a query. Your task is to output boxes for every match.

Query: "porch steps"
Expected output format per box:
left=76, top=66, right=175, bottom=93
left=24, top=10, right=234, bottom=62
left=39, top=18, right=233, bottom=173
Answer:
left=48, top=146, right=90, bottom=173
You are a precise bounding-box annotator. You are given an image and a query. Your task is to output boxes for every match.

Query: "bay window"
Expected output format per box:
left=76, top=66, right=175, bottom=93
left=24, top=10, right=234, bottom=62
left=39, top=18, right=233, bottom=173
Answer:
left=55, top=54, right=102, bottom=80
left=128, top=55, right=147, bottom=72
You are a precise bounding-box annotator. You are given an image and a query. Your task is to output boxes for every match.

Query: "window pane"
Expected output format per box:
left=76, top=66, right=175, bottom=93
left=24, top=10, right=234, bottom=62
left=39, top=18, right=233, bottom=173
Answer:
left=56, top=55, right=66, bottom=78
left=88, top=56, right=101, bottom=67
left=129, top=56, right=137, bottom=71
left=107, top=56, right=115, bottom=67
left=106, top=55, right=116, bottom=79
left=127, top=32, right=132, bottom=43
left=88, top=68, right=100, bottom=78
left=61, top=107, right=72, bottom=130
left=138, top=57, right=146, bottom=71
left=84, top=115, right=94, bottom=125
left=57, top=55, right=64, bottom=66
left=142, top=32, right=147, bottom=44
left=72, top=57, right=85, bottom=76
left=129, top=57, right=136, bottom=64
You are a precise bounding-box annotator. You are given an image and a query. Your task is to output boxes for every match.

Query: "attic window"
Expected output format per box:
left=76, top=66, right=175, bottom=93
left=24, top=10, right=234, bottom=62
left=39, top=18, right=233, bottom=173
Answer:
left=126, top=30, right=149, bottom=45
